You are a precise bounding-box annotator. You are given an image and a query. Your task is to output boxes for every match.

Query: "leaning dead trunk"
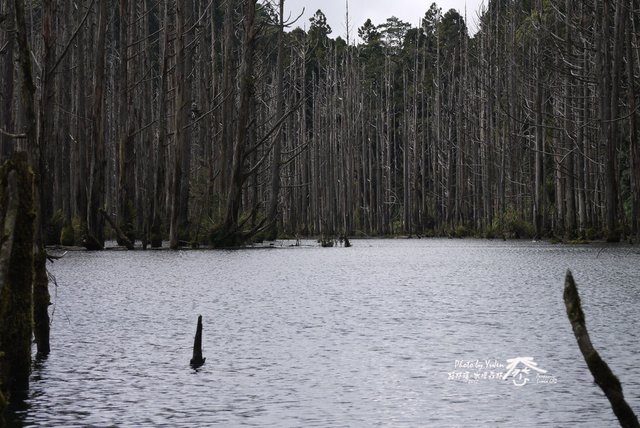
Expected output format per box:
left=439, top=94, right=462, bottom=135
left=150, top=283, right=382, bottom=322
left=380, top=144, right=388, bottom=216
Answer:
left=564, top=270, right=639, bottom=428
left=99, top=209, right=134, bottom=250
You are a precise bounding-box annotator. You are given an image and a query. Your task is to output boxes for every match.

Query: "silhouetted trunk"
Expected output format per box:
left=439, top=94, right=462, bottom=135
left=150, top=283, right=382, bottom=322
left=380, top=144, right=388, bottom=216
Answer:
left=222, top=0, right=257, bottom=237
left=0, top=154, right=34, bottom=406
left=117, top=0, right=136, bottom=244
left=627, top=16, right=640, bottom=241
left=266, top=0, right=285, bottom=240
left=190, top=315, right=205, bottom=368
left=86, top=0, right=108, bottom=250
left=533, top=0, right=544, bottom=239
left=169, top=0, right=191, bottom=249
left=564, top=270, right=640, bottom=428
left=151, top=0, right=170, bottom=248
left=0, top=0, right=15, bottom=160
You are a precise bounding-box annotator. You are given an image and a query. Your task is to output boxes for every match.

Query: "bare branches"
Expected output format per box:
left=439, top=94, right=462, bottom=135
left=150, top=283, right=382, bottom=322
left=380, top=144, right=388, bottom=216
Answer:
left=0, top=128, right=26, bottom=139
left=49, top=0, right=96, bottom=76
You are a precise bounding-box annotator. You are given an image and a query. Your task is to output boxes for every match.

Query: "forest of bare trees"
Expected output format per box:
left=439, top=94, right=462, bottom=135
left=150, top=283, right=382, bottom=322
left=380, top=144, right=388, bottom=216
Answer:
left=1, top=0, right=638, bottom=249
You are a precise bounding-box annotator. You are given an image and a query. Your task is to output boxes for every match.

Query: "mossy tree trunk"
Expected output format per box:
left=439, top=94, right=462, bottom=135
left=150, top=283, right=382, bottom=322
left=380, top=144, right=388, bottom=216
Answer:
left=0, top=154, right=35, bottom=410
left=13, top=0, right=49, bottom=356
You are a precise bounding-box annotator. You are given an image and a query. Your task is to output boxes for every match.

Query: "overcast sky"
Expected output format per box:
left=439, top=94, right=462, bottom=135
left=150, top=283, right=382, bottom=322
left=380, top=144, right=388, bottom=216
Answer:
left=281, top=0, right=485, bottom=40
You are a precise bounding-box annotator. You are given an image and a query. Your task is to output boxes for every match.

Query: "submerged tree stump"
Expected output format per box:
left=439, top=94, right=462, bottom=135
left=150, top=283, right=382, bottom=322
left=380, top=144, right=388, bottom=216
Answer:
left=564, top=270, right=640, bottom=428
left=190, top=315, right=205, bottom=368
left=0, top=155, right=35, bottom=410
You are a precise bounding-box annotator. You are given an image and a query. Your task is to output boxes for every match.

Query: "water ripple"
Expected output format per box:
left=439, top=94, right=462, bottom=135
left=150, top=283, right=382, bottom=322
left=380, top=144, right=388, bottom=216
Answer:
left=11, top=239, right=640, bottom=427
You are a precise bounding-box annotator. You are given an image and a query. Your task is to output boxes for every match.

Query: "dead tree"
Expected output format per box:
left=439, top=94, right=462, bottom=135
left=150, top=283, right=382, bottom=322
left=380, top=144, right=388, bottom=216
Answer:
left=265, top=0, right=286, bottom=240
left=190, top=315, right=205, bottom=368
left=219, top=0, right=259, bottom=243
left=564, top=270, right=639, bottom=428
left=0, top=154, right=35, bottom=409
left=169, top=0, right=192, bottom=249
left=13, top=0, right=50, bottom=356
left=86, top=0, right=108, bottom=250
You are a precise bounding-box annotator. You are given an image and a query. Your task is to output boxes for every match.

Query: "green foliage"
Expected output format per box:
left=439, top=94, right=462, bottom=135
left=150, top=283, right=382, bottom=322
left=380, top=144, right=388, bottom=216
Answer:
left=422, top=3, right=441, bottom=38
left=307, top=9, right=332, bottom=70
left=209, top=223, right=243, bottom=248
left=585, top=228, right=602, bottom=241
left=60, top=224, right=75, bottom=246
left=71, top=215, right=85, bottom=243
left=0, top=384, right=6, bottom=423
left=358, top=19, right=380, bottom=44
left=46, top=209, right=65, bottom=245
left=309, top=9, right=331, bottom=39
left=496, top=210, right=534, bottom=239
left=484, top=224, right=499, bottom=240
left=118, top=200, right=136, bottom=245
left=320, top=237, right=335, bottom=247
left=377, top=16, right=411, bottom=52
left=568, top=238, right=591, bottom=245
left=450, top=224, right=471, bottom=238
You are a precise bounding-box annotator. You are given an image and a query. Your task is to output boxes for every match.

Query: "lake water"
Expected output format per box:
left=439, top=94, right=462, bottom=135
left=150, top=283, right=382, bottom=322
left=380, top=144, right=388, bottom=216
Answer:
left=8, top=239, right=640, bottom=427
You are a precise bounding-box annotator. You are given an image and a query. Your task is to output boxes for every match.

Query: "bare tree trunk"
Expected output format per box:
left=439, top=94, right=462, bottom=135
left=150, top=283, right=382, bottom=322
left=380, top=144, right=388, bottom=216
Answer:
left=0, top=0, right=15, bottom=160
left=627, top=11, right=640, bottom=241
left=86, top=0, right=108, bottom=250
left=533, top=0, right=545, bottom=239
left=602, top=0, right=627, bottom=242
left=169, top=0, right=191, bottom=249
left=564, top=0, right=577, bottom=237
left=564, top=271, right=640, bottom=428
left=33, top=0, right=56, bottom=356
left=117, top=0, right=136, bottom=245
left=151, top=0, right=170, bottom=248
left=266, top=0, right=285, bottom=240
left=220, top=0, right=236, bottom=202
left=221, top=0, right=257, bottom=238
left=0, top=155, right=34, bottom=405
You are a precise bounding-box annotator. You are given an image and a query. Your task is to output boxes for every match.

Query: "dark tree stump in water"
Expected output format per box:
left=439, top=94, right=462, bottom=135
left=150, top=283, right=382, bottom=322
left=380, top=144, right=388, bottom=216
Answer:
left=564, top=270, right=639, bottom=428
left=190, top=315, right=205, bottom=368
left=0, top=155, right=35, bottom=411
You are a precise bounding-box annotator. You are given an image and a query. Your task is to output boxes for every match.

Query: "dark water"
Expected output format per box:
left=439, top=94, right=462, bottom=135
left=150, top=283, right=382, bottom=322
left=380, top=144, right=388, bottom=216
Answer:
left=9, top=239, right=640, bottom=427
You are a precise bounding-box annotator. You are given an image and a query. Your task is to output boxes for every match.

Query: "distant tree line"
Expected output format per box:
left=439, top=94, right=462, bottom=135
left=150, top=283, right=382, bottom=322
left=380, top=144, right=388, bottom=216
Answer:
left=0, top=0, right=638, bottom=248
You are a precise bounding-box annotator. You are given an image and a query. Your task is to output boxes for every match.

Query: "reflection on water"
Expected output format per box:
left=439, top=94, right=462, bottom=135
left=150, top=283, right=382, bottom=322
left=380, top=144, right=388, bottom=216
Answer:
left=9, top=239, right=640, bottom=427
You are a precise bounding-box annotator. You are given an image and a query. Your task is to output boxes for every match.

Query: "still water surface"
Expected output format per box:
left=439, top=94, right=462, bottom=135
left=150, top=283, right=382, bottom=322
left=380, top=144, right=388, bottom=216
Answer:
left=10, top=239, right=640, bottom=427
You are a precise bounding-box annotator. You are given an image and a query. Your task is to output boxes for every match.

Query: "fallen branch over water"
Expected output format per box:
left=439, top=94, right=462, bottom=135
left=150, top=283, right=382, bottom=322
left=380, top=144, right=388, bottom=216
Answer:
left=563, top=270, right=639, bottom=428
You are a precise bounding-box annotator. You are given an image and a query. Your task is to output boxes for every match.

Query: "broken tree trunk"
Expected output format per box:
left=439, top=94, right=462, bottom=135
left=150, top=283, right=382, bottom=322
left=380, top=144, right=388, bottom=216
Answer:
left=190, top=315, right=205, bottom=368
left=0, top=154, right=34, bottom=410
left=564, top=270, right=639, bottom=428
left=99, top=208, right=134, bottom=250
